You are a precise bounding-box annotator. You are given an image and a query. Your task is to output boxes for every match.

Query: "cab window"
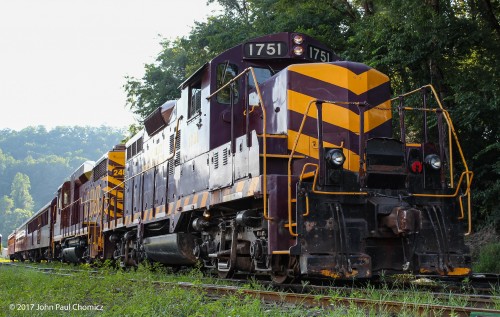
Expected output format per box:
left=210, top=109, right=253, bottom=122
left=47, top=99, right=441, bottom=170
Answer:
left=216, top=62, right=239, bottom=104
left=188, top=79, right=201, bottom=119
left=248, top=67, right=273, bottom=88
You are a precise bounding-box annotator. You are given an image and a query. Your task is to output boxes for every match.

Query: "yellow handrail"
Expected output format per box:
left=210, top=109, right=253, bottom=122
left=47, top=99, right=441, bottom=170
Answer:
left=392, top=85, right=473, bottom=235
left=287, top=100, right=315, bottom=236
left=207, top=67, right=271, bottom=220
left=411, top=171, right=473, bottom=198
left=286, top=101, right=369, bottom=236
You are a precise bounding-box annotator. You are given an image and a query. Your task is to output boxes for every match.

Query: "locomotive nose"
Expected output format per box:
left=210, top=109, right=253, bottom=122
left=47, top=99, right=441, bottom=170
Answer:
left=381, top=206, right=422, bottom=236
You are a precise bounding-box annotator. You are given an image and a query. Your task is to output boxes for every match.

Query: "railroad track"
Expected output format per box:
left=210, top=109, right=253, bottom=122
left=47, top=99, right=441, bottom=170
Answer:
left=2, top=262, right=499, bottom=316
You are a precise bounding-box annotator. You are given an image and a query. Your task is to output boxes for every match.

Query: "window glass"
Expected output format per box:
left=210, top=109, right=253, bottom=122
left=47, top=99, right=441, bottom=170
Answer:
left=188, top=80, right=202, bottom=118
left=63, top=189, right=69, bottom=207
left=216, top=63, right=239, bottom=104
left=248, top=67, right=273, bottom=88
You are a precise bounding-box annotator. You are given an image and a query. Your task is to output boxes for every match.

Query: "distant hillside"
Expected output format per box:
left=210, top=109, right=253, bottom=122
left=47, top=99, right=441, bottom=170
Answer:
left=0, top=126, right=126, bottom=238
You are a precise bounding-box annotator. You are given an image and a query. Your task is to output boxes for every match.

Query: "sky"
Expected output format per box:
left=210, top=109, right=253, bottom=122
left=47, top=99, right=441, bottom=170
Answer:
left=0, top=0, right=221, bottom=131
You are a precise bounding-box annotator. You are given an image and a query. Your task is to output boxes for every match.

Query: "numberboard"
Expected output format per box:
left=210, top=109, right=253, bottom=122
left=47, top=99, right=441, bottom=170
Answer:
left=243, top=40, right=334, bottom=62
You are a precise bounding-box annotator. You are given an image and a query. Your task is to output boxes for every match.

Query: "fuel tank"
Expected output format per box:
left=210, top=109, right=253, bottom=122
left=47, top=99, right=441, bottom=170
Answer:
left=143, top=233, right=197, bottom=265
left=62, top=247, right=84, bottom=263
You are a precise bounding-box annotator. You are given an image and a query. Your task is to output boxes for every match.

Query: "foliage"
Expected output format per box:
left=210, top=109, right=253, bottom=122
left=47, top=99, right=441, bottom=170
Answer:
left=0, top=172, right=35, bottom=247
left=473, top=242, right=500, bottom=274
left=10, top=173, right=34, bottom=211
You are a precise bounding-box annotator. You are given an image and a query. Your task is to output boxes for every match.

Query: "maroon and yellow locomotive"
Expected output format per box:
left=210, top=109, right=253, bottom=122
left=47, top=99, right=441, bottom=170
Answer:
left=8, top=33, right=472, bottom=281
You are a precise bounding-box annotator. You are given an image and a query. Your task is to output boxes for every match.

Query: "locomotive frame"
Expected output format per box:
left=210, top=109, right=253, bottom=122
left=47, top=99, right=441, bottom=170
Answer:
left=8, top=32, right=473, bottom=282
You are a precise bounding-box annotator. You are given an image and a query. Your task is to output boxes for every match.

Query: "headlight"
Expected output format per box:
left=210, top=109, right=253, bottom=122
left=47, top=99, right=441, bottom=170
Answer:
left=293, top=34, right=304, bottom=45
left=325, top=149, right=345, bottom=168
left=424, top=154, right=441, bottom=170
left=293, top=45, right=304, bottom=56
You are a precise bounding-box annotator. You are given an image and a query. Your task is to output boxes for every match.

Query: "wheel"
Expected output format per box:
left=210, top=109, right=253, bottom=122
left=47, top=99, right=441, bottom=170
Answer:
left=270, top=254, right=297, bottom=284
left=217, top=259, right=234, bottom=279
left=217, top=269, right=234, bottom=279
left=271, top=270, right=291, bottom=284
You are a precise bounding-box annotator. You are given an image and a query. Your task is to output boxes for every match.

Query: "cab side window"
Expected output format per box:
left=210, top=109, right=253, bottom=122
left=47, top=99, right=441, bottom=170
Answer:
left=216, top=62, right=239, bottom=104
left=188, top=79, right=202, bottom=119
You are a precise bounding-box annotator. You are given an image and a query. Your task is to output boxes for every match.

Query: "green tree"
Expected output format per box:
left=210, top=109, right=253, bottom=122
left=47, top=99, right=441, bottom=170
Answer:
left=0, top=196, right=20, bottom=246
left=124, top=39, right=191, bottom=119
left=0, top=195, right=14, bottom=213
left=0, top=195, right=15, bottom=247
left=10, top=172, right=34, bottom=211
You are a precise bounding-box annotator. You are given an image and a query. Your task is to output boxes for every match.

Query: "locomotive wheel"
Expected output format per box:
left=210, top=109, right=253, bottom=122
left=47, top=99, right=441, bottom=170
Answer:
left=217, top=259, right=234, bottom=279
left=270, top=270, right=290, bottom=284
left=217, top=266, right=234, bottom=279
left=270, top=254, right=296, bottom=284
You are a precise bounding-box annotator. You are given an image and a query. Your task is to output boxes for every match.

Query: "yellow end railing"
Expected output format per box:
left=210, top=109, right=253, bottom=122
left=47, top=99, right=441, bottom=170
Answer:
left=391, top=85, right=473, bottom=235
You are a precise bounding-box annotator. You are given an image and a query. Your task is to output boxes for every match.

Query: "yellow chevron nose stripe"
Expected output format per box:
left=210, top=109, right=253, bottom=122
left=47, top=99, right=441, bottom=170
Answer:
left=288, top=90, right=391, bottom=133
left=288, top=63, right=389, bottom=94
left=286, top=62, right=392, bottom=173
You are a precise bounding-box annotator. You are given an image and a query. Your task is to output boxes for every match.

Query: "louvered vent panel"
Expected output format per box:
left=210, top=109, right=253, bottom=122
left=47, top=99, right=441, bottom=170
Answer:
left=222, top=148, right=228, bottom=166
left=214, top=152, right=219, bottom=169
left=93, top=159, right=108, bottom=181
left=168, top=158, right=174, bottom=175
left=169, top=134, right=175, bottom=154
left=175, top=152, right=180, bottom=167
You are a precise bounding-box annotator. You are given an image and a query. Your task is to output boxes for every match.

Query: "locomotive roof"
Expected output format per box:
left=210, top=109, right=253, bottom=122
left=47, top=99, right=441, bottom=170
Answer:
left=180, top=63, right=208, bottom=90
left=179, top=32, right=337, bottom=90
left=28, top=200, right=53, bottom=220
left=70, top=160, right=95, bottom=183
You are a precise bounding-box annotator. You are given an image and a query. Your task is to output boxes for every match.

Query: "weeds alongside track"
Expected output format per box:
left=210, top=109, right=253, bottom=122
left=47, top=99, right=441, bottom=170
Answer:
left=1, top=261, right=499, bottom=317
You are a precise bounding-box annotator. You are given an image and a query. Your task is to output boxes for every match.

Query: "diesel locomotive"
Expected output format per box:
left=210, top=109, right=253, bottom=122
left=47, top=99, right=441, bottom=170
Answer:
left=8, top=32, right=473, bottom=282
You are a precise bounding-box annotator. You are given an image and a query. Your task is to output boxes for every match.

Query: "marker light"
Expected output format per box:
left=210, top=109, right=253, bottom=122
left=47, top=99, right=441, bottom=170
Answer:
left=293, top=34, right=304, bottom=45
left=325, top=149, right=346, bottom=168
left=293, top=45, right=304, bottom=56
left=410, top=160, right=423, bottom=173
left=424, top=154, right=442, bottom=170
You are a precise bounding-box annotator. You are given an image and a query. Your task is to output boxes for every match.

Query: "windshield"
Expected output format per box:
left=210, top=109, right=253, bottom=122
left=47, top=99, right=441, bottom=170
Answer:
left=248, top=67, right=274, bottom=88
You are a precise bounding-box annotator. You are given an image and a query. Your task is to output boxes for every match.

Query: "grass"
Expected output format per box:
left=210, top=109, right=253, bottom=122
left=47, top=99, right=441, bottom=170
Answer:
left=0, top=263, right=313, bottom=317
left=473, top=242, right=500, bottom=274
left=1, top=262, right=498, bottom=316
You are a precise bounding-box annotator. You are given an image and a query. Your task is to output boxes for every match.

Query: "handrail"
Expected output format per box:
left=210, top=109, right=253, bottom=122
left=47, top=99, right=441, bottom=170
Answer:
left=392, top=85, right=473, bottom=235
left=287, top=100, right=369, bottom=236
left=411, top=171, right=473, bottom=235
left=410, top=171, right=473, bottom=198
left=298, top=163, right=369, bottom=196
left=207, top=67, right=271, bottom=220
left=287, top=100, right=315, bottom=236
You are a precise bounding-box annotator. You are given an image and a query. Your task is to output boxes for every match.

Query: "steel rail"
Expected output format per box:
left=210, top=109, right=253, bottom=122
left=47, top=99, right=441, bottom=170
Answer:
left=144, top=280, right=500, bottom=317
